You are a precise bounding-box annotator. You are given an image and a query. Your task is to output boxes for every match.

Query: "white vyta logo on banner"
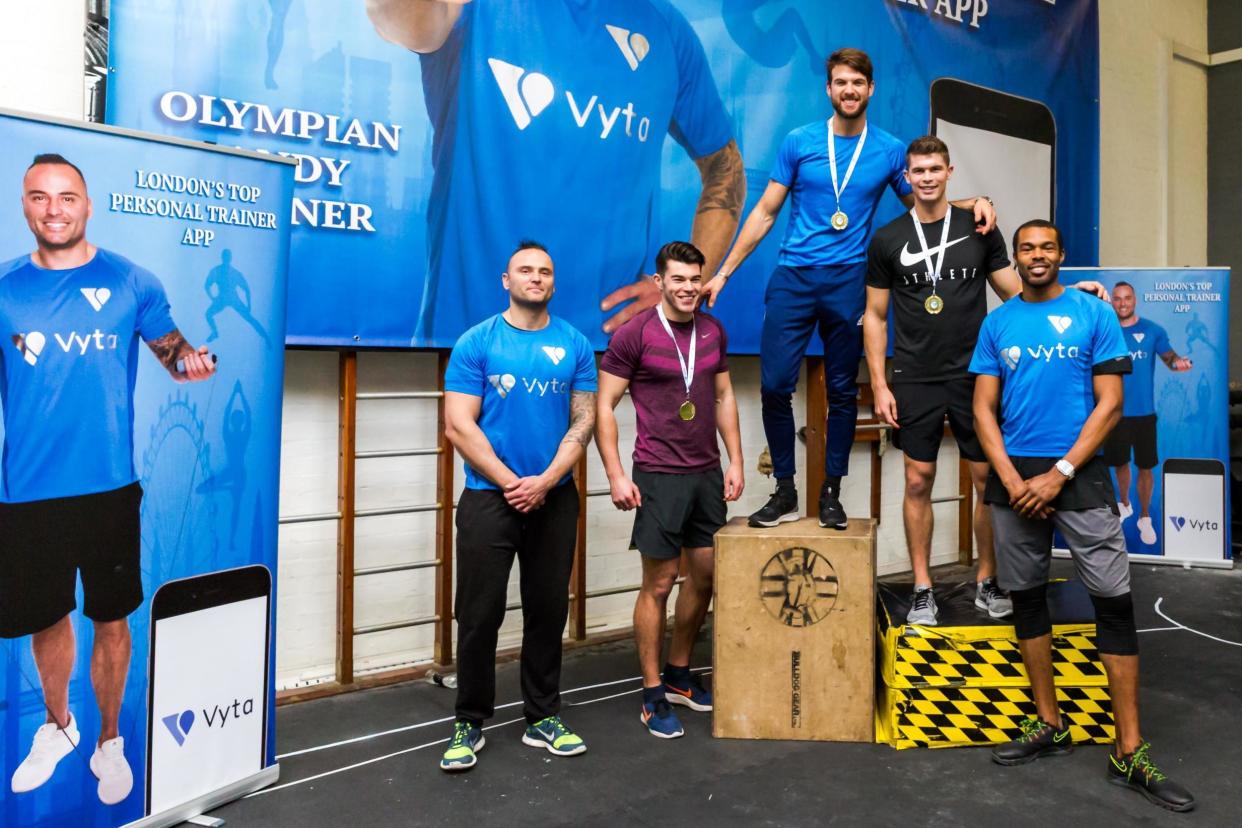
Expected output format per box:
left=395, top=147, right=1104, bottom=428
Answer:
left=80, top=287, right=112, bottom=311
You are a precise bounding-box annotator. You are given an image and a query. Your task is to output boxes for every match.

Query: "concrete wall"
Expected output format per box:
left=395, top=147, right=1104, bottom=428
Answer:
left=1099, top=0, right=1209, bottom=268
left=1207, top=0, right=1242, bottom=383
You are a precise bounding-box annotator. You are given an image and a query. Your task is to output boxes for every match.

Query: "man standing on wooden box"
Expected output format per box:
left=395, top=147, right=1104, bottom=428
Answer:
left=864, top=135, right=1107, bottom=626
left=597, top=241, right=744, bottom=739
left=441, top=241, right=597, bottom=772
left=701, top=48, right=995, bottom=532
left=971, top=220, right=1194, bottom=812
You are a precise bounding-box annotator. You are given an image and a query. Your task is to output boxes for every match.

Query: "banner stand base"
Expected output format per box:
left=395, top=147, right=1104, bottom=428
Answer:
left=185, top=817, right=226, bottom=827
left=1052, top=548, right=1234, bottom=570
left=123, top=764, right=280, bottom=828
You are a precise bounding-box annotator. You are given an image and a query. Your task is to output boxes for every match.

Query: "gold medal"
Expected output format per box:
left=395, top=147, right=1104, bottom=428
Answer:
left=679, top=400, right=696, bottom=421
left=831, top=210, right=849, bottom=231
left=924, top=294, right=944, bottom=315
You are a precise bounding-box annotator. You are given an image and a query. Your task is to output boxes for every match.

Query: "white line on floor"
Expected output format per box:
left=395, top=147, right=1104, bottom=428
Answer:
left=275, top=667, right=709, bottom=760
left=1153, top=596, right=1242, bottom=647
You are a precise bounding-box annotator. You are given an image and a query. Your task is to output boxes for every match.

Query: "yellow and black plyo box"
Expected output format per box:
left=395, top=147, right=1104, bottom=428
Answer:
left=714, top=517, right=876, bottom=742
left=876, top=581, right=1114, bottom=749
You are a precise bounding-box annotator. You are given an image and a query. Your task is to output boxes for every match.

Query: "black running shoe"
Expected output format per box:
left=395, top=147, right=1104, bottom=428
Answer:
left=748, top=486, right=799, bottom=528
left=1107, top=742, right=1195, bottom=812
left=818, top=485, right=847, bottom=530
left=991, top=717, right=1074, bottom=766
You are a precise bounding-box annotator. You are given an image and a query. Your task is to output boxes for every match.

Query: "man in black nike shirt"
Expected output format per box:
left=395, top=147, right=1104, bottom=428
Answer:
left=863, top=135, right=1105, bottom=626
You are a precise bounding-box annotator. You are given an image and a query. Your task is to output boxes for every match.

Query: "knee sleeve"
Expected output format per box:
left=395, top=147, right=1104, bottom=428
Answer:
left=1010, top=584, right=1051, bottom=640
left=1089, top=591, right=1139, bottom=655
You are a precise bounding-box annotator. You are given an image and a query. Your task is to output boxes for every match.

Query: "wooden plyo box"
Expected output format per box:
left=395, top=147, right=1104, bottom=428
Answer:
left=713, top=517, right=876, bottom=742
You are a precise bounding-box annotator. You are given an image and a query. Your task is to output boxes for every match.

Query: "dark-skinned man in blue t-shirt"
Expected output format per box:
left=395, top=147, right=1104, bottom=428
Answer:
left=971, top=220, right=1194, bottom=813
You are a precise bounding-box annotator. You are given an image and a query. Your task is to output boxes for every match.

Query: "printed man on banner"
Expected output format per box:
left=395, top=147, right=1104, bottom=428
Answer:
left=1101, top=281, right=1191, bottom=546
left=364, top=0, right=746, bottom=344
left=0, top=154, right=216, bottom=806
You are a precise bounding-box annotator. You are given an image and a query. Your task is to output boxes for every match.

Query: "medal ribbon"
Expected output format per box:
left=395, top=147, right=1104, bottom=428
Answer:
left=827, top=117, right=869, bottom=214
left=656, top=304, right=695, bottom=401
left=910, top=207, right=953, bottom=298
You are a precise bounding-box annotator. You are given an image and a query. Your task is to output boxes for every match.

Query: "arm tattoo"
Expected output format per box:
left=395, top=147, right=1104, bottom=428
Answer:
left=146, top=329, right=192, bottom=374
left=563, top=390, right=596, bottom=447
left=694, top=140, right=745, bottom=219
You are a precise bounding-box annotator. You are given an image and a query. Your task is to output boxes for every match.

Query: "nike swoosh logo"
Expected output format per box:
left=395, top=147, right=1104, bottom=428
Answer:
left=1054, top=730, right=1069, bottom=743
left=899, top=236, right=970, bottom=268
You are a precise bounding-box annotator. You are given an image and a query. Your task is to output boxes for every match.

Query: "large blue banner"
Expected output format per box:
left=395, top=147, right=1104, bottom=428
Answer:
left=1064, top=268, right=1232, bottom=563
left=107, top=0, right=1099, bottom=351
left=0, top=112, right=291, bottom=826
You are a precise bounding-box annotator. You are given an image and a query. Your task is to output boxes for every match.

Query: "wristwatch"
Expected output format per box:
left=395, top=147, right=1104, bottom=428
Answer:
left=1054, top=459, right=1075, bottom=479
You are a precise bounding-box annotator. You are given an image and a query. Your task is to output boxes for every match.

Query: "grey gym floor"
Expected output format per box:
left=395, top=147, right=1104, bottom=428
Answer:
left=210, top=561, right=1241, bottom=827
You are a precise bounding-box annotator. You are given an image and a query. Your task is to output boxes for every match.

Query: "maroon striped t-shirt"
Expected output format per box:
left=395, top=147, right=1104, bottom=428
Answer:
left=600, top=307, right=729, bottom=473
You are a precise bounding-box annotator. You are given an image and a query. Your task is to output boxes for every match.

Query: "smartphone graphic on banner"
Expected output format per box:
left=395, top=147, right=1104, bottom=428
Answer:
left=1161, top=458, right=1227, bottom=561
left=930, top=79, right=1056, bottom=310
left=146, top=566, right=271, bottom=816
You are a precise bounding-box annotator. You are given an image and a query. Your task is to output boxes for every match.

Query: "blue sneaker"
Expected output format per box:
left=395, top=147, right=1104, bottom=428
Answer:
left=439, top=721, right=484, bottom=772
left=663, top=671, right=712, bottom=712
left=640, top=698, right=685, bottom=739
left=521, top=716, right=587, bottom=757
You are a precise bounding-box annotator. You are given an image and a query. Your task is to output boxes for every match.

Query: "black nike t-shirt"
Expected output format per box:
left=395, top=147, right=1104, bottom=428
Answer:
left=866, top=205, right=1010, bottom=383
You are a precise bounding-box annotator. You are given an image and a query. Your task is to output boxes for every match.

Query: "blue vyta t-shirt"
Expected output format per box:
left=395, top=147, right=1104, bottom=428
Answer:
left=416, top=0, right=733, bottom=345
left=0, top=248, right=177, bottom=503
left=1119, top=317, right=1171, bottom=417
left=969, top=288, right=1130, bottom=457
left=445, top=314, right=598, bottom=490
left=770, top=120, right=911, bottom=267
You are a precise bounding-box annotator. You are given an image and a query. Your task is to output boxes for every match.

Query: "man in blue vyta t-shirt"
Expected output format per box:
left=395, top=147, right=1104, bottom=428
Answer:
left=971, top=220, right=1194, bottom=812
left=365, top=0, right=746, bottom=344
left=1101, top=281, right=1191, bottom=546
left=702, top=47, right=997, bottom=530
left=439, top=240, right=597, bottom=772
left=0, top=155, right=216, bottom=806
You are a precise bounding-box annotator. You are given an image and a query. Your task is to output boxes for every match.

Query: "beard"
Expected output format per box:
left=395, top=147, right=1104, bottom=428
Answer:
left=831, top=96, right=869, bottom=121
left=510, top=293, right=551, bottom=312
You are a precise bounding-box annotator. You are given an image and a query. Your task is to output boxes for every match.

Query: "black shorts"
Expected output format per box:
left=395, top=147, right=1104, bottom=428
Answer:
left=630, top=467, right=727, bottom=560
left=0, top=482, right=143, bottom=638
left=1102, top=414, right=1158, bottom=469
left=891, top=377, right=984, bottom=463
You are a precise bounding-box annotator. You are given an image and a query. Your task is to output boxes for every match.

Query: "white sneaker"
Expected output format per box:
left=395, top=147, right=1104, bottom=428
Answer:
left=1137, top=516, right=1157, bottom=545
left=10, top=713, right=80, bottom=793
left=89, top=736, right=133, bottom=805
left=1118, top=500, right=1134, bottom=521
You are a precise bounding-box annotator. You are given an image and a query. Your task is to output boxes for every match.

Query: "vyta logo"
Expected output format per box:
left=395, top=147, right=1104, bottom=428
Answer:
left=1133, top=333, right=1146, bottom=343
left=1001, top=345, right=1021, bottom=370
left=162, top=709, right=195, bottom=747
left=488, top=373, right=517, bottom=398
left=1169, top=515, right=1219, bottom=532
left=12, top=331, right=45, bottom=366
left=542, top=345, right=566, bottom=366
left=80, top=287, right=112, bottom=311
left=606, top=25, right=650, bottom=71
left=488, top=58, right=555, bottom=130
left=1047, top=315, right=1073, bottom=334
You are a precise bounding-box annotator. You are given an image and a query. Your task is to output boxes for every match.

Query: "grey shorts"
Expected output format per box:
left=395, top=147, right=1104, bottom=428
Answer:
left=990, top=505, right=1131, bottom=598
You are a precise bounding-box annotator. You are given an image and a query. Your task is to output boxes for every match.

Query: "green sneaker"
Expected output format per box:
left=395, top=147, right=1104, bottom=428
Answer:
left=1107, top=742, right=1195, bottom=812
left=521, top=716, right=587, bottom=757
left=439, top=721, right=484, bottom=772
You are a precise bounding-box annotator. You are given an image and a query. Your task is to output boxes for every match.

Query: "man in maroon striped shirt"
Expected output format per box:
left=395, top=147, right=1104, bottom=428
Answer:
left=597, top=241, right=745, bottom=739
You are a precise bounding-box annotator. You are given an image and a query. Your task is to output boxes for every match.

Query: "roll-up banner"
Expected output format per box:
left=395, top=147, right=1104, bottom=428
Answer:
left=105, top=0, right=1100, bottom=351
left=0, top=111, right=292, bottom=827
left=1062, top=267, right=1232, bottom=568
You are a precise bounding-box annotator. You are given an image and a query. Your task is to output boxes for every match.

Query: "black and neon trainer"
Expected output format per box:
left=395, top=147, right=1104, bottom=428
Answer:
left=1107, top=742, right=1195, bottom=812
left=818, top=484, right=847, bottom=530
left=748, top=485, right=799, bottom=528
left=991, top=717, right=1074, bottom=766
